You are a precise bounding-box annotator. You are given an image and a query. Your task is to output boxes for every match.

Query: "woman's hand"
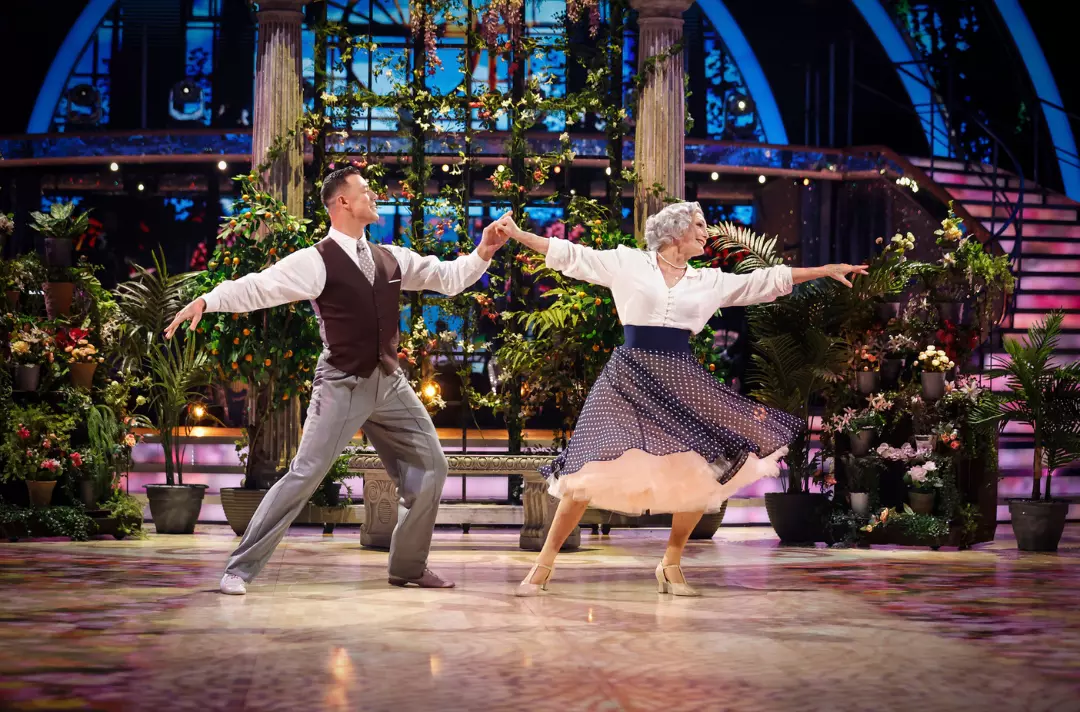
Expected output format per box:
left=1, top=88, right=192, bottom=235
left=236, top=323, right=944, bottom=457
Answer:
left=823, top=263, right=869, bottom=288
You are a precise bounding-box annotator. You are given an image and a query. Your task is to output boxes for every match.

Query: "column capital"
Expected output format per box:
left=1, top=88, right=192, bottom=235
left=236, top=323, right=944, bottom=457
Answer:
left=629, top=0, right=693, bottom=20
left=254, top=0, right=310, bottom=22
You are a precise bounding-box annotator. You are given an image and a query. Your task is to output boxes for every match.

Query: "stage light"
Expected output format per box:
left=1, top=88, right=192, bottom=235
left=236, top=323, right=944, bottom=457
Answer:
left=217, top=160, right=228, bottom=171
left=169, top=79, right=206, bottom=122
left=553, top=165, right=561, bottom=174
left=441, top=163, right=450, bottom=173
left=421, top=382, right=440, bottom=400
left=710, top=172, right=719, bottom=181
left=758, top=175, right=767, bottom=184
left=190, top=404, right=207, bottom=420
left=109, top=162, right=119, bottom=172
left=605, top=166, right=611, bottom=176
left=737, top=100, right=747, bottom=111
left=137, top=183, right=145, bottom=192
left=569, top=189, right=576, bottom=195
left=803, top=178, right=810, bottom=186
left=65, top=84, right=102, bottom=125
left=726, top=92, right=754, bottom=116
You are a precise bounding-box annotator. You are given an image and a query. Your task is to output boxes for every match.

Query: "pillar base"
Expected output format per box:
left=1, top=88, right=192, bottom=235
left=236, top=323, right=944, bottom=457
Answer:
left=519, top=478, right=581, bottom=551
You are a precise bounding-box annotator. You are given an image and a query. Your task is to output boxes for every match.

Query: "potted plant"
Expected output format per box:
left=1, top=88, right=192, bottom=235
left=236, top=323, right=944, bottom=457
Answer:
left=882, top=333, right=917, bottom=388
left=916, top=344, right=953, bottom=401
left=903, top=456, right=944, bottom=515
left=973, top=311, right=1080, bottom=552
left=0, top=212, right=13, bottom=256
left=204, top=180, right=320, bottom=534
left=1, top=408, right=75, bottom=508
left=828, top=407, right=886, bottom=457
left=855, top=346, right=881, bottom=394
left=8, top=320, right=54, bottom=392
left=310, top=453, right=354, bottom=508
left=144, top=335, right=212, bottom=534
left=55, top=325, right=102, bottom=388
left=30, top=201, right=89, bottom=269
left=844, top=453, right=881, bottom=516
left=2, top=254, right=45, bottom=312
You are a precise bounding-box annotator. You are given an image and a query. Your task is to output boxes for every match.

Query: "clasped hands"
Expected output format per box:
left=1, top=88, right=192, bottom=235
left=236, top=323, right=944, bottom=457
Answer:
left=476, top=212, right=521, bottom=260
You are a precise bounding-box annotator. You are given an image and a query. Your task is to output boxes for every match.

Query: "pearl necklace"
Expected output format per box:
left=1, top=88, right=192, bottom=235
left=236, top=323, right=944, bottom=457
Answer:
left=656, top=251, right=688, bottom=271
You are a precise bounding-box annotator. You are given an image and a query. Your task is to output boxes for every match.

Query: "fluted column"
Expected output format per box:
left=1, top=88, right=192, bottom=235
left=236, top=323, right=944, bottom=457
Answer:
left=630, top=0, right=692, bottom=243
left=253, top=0, right=308, bottom=216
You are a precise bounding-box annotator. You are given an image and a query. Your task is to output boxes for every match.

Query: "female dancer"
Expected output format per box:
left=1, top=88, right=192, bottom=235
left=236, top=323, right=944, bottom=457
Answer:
left=495, top=203, right=868, bottom=597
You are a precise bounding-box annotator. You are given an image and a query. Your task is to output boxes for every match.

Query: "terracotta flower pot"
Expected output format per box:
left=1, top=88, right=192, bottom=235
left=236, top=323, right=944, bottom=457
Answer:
left=220, top=487, right=269, bottom=536
left=850, top=428, right=876, bottom=457
left=44, top=282, right=75, bottom=318
left=856, top=370, right=880, bottom=395
left=921, top=371, right=946, bottom=401
left=14, top=364, right=41, bottom=392
left=69, top=361, right=98, bottom=388
left=908, top=491, right=935, bottom=515
left=26, top=480, right=57, bottom=507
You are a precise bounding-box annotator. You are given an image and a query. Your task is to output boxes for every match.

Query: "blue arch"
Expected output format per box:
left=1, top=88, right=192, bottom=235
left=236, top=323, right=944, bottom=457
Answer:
left=696, top=0, right=788, bottom=144
left=993, top=0, right=1080, bottom=200
left=28, top=0, right=117, bottom=133
left=850, top=0, right=951, bottom=157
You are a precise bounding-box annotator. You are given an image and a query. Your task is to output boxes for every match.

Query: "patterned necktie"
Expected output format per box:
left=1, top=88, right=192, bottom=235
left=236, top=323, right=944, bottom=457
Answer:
left=355, top=239, right=376, bottom=284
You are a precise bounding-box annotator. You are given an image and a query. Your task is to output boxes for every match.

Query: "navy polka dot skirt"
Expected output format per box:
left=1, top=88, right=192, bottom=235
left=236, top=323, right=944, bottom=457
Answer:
left=542, top=326, right=804, bottom=515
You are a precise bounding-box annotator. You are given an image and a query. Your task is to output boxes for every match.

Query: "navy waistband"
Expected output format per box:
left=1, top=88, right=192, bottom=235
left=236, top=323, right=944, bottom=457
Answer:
left=622, top=325, right=692, bottom=353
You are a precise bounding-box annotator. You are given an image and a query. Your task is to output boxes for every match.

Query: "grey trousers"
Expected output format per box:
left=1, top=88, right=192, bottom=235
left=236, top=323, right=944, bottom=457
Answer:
left=224, top=358, right=448, bottom=582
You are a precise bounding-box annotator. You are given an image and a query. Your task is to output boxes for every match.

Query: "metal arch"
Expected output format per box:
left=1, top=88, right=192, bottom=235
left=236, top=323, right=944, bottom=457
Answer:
left=695, top=0, right=788, bottom=145
left=27, top=0, right=118, bottom=134
left=993, top=0, right=1080, bottom=201
left=849, top=0, right=952, bottom=157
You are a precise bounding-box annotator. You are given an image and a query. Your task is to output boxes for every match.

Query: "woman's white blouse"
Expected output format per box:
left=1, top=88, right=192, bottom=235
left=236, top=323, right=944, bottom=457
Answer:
left=545, top=239, right=793, bottom=334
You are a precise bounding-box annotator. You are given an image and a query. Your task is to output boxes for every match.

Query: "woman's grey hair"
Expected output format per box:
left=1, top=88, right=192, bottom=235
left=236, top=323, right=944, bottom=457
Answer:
left=643, top=201, right=704, bottom=251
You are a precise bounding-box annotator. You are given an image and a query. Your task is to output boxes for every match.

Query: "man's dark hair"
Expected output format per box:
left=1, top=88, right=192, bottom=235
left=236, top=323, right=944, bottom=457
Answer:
left=320, top=166, right=364, bottom=208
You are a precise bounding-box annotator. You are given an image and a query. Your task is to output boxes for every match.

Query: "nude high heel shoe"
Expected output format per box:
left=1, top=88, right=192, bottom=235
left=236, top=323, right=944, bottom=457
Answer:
left=655, top=562, right=701, bottom=597
left=515, top=563, right=554, bottom=597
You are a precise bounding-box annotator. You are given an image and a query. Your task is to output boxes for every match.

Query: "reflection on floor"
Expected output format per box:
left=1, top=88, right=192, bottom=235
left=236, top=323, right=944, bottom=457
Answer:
left=1, top=525, right=1079, bottom=712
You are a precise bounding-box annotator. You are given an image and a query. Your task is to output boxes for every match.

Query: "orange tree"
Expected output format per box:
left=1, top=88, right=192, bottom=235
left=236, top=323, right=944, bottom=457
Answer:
left=199, top=175, right=322, bottom=487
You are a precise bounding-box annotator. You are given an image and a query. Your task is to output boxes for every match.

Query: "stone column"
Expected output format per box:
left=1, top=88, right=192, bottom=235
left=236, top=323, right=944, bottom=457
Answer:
left=252, top=0, right=309, bottom=216
left=630, top=0, right=693, bottom=243
left=249, top=1, right=309, bottom=477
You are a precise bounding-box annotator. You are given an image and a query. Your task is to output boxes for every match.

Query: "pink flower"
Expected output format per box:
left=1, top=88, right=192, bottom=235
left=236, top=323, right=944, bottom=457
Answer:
left=124, top=434, right=137, bottom=448
left=907, top=466, right=927, bottom=482
left=40, top=459, right=60, bottom=472
left=70, top=452, right=83, bottom=467
left=17, top=427, right=30, bottom=440
left=41, top=439, right=51, bottom=449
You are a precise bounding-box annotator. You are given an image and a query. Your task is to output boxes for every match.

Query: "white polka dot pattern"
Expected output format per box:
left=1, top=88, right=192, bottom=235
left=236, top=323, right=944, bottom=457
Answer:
left=541, top=345, right=804, bottom=489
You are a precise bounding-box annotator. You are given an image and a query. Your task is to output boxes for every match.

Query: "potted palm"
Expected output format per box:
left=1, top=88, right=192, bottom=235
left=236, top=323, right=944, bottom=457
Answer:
left=972, top=311, right=1080, bottom=552
left=30, top=201, right=89, bottom=269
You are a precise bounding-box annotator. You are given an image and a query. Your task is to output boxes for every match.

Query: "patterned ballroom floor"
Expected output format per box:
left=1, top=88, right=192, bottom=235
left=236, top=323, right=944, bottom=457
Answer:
left=1, top=524, right=1079, bottom=712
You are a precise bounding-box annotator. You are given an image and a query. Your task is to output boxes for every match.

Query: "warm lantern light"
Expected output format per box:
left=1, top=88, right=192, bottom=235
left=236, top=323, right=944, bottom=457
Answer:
left=441, top=163, right=450, bottom=173
left=421, top=382, right=439, bottom=399
left=190, top=404, right=207, bottom=420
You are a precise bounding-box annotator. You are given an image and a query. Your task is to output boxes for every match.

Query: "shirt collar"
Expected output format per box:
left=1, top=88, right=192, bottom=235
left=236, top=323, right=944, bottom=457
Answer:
left=648, top=250, right=700, bottom=278
left=327, top=226, right=368, bottom=249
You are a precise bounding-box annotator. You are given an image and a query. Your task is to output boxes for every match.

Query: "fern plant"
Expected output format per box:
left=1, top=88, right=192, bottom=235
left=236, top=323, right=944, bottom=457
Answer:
left=114, top=248, right=199, bottom=373
left=970, top=311, right=1080, bottom=499
left=706, top=222, right=784, bottom=273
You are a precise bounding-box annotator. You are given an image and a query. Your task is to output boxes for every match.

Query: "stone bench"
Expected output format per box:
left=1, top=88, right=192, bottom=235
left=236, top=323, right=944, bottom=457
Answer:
left=350, top=453, right=585, bottom=552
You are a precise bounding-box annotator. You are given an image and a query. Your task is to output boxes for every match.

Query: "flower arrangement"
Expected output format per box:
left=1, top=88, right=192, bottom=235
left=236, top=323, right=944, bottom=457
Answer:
left=55, top=326, right=103, bottom=364
left=0, top=212, right=13, bottom=237
left=825, top=406, right=886, bottom=436
left=8, top=320, right=54, bottom=365
left=934, top=212, right=965, bottom=245
left=934, top=424, right=963, bottom=451
left=855, top=346, right=881, bottom=372
left=884, top=333, right=919, bottom=358
left=876, top=441, right=920, bottom=462
left=917, top=345, right=954, bottom=372
left=904, top=457, right=945, bottom=493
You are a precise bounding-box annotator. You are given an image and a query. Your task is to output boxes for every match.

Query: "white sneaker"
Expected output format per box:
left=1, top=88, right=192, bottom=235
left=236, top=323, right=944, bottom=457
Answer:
left=219, top=573, right=247, bottom=595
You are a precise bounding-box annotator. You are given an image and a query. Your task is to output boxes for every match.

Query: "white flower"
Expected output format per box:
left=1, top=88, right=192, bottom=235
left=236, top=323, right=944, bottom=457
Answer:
left=320, top=92, right=339, bottom=105
left=918, top=353, right=927, bottom=360
left=931, top=358, right=941, bottom=367
left=927, top=345, right=937, bottom=353
left=923, top=461, right=937, bottom=472
left=559, top=132, right=570, bottom=143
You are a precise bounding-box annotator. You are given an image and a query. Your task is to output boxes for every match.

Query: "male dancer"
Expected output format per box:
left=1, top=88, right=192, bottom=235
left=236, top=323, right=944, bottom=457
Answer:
left=165, top=166, right=509, bottom=594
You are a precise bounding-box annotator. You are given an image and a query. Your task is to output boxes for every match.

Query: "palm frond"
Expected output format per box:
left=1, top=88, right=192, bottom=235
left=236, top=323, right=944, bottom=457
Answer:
left=706, top=222, right=784, bottom=274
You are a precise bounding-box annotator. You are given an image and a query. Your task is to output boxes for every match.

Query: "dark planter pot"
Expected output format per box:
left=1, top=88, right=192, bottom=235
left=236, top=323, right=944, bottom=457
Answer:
left=935, top=300, right=964, bottom=324
left=908, top=491, right=935, bottom=515
left=69, top=362, right=98, bottom=388
left=220, top=487, right=268, bottom=536
left=146, top=484, right=207, bottom=534
left=44, top=282, right=75, bottom=318
left=5, top=290, right=19, bottom=310
left=850, top=428, right=875, bottom=457
left=688, top=502, right=728, bottom=539
left=14, top=364, right=41, bottom=392
left=26, top=480, right=57, bottom=507
left=1009, top=499, right=1068, bottom=552
left=765, top=492, right=831, bottom=544
left=875, top=301, right=902, bottom=322
left=44, top=237, right=74, bottom=268
left=79, top=479, right=98, bottom=508
left=921, top=371, right=946, bottom=401
left=881, top=358, right=904, bottom=388
left=856, top=370, right=880, bottom=395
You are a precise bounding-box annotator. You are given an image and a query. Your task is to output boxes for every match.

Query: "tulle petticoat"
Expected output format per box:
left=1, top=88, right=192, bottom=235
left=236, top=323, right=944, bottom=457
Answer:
left=541, top=344, right=803, bottom=516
